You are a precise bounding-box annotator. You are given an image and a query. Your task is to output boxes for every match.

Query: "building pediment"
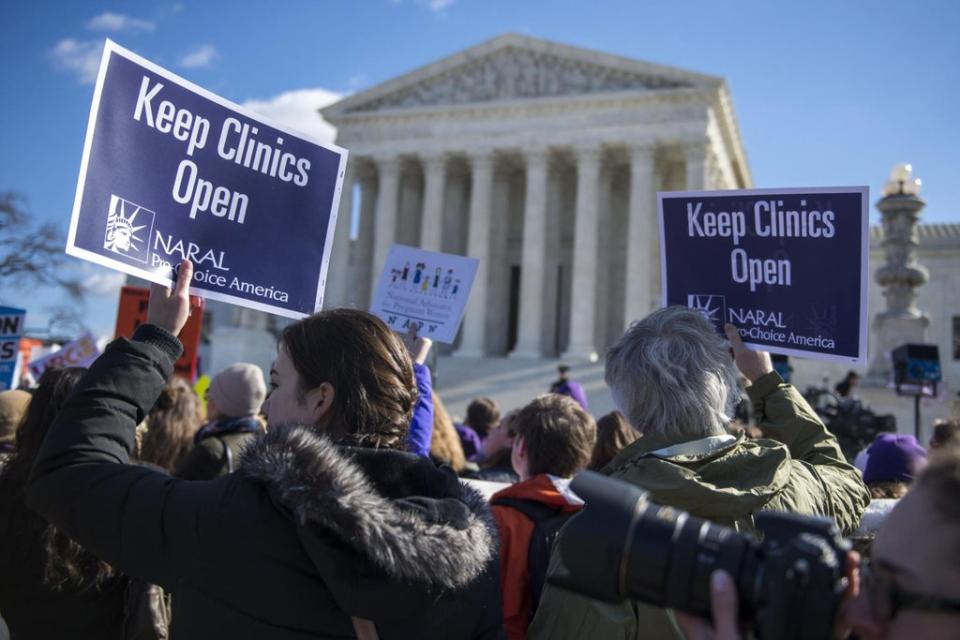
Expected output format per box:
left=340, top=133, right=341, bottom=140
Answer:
left=325, top=34, right=721, bottom=117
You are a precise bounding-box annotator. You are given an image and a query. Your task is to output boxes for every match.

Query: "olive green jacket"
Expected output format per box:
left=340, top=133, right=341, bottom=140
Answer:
left=527, top=371, right=870, bottom=640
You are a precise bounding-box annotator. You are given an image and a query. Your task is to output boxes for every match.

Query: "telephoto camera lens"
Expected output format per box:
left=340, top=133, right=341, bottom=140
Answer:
left=548, top=471, right=850, bottom=640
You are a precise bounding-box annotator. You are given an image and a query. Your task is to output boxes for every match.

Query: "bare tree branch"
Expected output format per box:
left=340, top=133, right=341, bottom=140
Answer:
left=0, top=191, right=84, bottom=298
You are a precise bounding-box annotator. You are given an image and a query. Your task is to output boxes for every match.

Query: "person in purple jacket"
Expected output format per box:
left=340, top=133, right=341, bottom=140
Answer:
left=549, top=365, right=589, bottom=411
left=402, top=323, right=435, bottom=457
left=455, top=397, right=500, bottom=462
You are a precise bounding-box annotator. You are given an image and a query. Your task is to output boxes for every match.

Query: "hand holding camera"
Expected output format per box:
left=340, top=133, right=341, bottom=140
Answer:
left=549, top=472, right=853, bottom=640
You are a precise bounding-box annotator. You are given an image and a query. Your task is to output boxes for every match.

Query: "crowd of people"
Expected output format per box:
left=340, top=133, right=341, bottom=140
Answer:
left=0, top=259, right=958, bottom=639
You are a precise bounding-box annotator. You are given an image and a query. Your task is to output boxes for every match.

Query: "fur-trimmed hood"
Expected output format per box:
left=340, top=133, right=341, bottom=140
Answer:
left=241, top=425, right=496, bottom=592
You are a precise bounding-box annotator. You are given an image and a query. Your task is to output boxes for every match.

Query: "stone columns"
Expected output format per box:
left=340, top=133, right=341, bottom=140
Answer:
left=325, top=163, right=354, bottom=308
left=685, top=141, right=708, bottom=190
left=623, top=143, right=656, bottom=327
left=420, top=153, right=446, bottom=252
left=371, top=156, right=400, bottom=295
left=563, top=146, right=603, bottom=361
left=455, top=151, right=496, bottom=357
left=353, top=172, right=377, bottom=307
left=510, top=149, right=550, bottom=358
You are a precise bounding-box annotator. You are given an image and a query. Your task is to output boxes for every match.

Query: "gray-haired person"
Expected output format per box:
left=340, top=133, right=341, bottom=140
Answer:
left=528, top=306, right=870, bottom=640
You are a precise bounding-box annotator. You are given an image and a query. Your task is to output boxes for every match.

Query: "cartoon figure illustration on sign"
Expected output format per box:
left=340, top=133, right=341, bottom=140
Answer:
left=451, top=278, right=460, bottom=296
left=390, top=268, right=401, bottom=285
left=412, top=262, right=424, bottom=287
left=421, top=274, right=430, bottom=293
left=441, top=269, right=453, bottom=297
left=432, top=267, right=441, bottom=292
left=402, top=261, right=411, bottom=281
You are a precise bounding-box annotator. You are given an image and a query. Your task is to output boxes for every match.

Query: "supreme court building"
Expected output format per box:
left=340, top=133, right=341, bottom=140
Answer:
left=321, top=33, right=752, bottom=360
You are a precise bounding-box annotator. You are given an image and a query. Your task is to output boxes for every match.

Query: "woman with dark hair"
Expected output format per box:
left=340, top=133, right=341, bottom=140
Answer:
left=0, top=367, right=127, bottom=639
left=138, top=376, right=203, bottom=472
left=588, top=410, right=639, bottom=471
left=26, top=261, right=504, bottom=640
left=454, top=397, right=500, bottom=461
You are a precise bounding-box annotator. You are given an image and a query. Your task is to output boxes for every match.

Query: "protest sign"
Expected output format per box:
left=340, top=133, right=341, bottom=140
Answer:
left=115, top=285, right=203, bottom=381
left=0, top=307, right=26, bottom=391
left=370, top=245, right=479, bottom=344
left=66, top=40, right=348, bottom=318
left=194, top=374, right=212, bottom=415
left=19, top=338, right=42, bottom=377
left=27, top=333, right=101, bottom=381
left=659, top=187, right=869, bottom=364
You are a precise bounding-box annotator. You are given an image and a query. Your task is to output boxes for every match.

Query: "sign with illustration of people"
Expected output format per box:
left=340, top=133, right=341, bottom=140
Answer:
left=64, top=40, right=348, bottom=318
left=370, top=245, right=479, bottom=343
left=659, top=187, right=869, bottom=364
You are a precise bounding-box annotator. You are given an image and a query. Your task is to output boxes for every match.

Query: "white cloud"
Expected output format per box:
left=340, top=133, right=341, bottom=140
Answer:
left=242, top=88, right=343, bottom=145
left=49, top=38, right=104, bottom=84
left=179, top=44, right=218, bottom=68
left=77, top=266, right=127, bottom=297
left=87, top=12, right=155, bottom=32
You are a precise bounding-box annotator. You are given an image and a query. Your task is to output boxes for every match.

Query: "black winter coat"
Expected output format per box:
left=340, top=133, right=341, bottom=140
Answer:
left=25, top=326, right=505, bottom=640
left=0, top=498, right=127, bottom=639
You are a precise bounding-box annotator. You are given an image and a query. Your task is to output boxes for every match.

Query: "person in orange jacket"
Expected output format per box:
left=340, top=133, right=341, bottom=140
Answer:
left=490, top=394, right=597, bottom=640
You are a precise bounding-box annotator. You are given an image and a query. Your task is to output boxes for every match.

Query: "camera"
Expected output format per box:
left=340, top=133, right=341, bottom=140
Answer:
left=549, top=472, right=851, bottom=640
left=802, top=386, right=897, bottom=462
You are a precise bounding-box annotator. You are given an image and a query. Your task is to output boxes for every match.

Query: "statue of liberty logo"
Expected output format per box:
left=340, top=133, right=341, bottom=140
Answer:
left=686, top=294, right=726, bottom=331
left=103, top=195, right=155, bottom=263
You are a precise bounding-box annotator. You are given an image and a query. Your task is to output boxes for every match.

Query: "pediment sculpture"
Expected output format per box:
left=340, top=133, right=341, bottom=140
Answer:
left=346, top=47, right=694, bottom=113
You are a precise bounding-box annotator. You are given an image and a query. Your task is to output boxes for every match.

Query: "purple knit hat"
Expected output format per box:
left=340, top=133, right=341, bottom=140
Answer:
left=863, top=433, right=928, bottom=485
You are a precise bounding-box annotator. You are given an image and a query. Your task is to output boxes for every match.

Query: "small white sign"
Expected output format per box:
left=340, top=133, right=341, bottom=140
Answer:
left=369, top=245, right=479, bottom=344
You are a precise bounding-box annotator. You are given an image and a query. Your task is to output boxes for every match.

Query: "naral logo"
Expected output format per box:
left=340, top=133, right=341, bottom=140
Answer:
left=104, top=195, right=155, bottom=263
left=687, top=294, right=727, bottom=330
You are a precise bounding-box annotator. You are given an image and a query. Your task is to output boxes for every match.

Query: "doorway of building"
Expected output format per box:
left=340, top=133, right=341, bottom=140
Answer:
left=507, top=265, right=520, bottom=352
left=553, top=263, right=566, bottom=356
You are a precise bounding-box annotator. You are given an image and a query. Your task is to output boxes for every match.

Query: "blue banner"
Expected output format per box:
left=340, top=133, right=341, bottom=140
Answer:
left=0, top=307, right=26, bottom=391
left=659, top=187, right=869, bottom=364
left=66, top=40, right=348, bottom=318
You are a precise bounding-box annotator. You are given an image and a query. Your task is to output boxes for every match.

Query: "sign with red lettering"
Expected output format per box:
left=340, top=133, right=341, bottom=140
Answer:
left=28, top=333, right=101, bottom=380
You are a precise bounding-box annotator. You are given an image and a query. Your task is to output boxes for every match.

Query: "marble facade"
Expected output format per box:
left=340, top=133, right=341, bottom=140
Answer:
left=194, top=34, right=959, bottom=424
left=322, top=33, right=752, bottom=359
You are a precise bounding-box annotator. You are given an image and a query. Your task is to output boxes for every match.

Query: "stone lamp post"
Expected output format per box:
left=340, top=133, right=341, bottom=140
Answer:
left=868, top=163, right=930, bottom=378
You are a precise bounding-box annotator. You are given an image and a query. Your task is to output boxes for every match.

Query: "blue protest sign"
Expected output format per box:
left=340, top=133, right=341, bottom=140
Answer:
left=0, top=307, right=26, bottom=391
left=66, top=40, right=348, bottom=318
left=659, top=187, right=869, bottom=364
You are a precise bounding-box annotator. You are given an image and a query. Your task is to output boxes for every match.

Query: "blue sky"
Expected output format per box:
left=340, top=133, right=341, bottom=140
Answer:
left=2, top=0, right=959, bottom=339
